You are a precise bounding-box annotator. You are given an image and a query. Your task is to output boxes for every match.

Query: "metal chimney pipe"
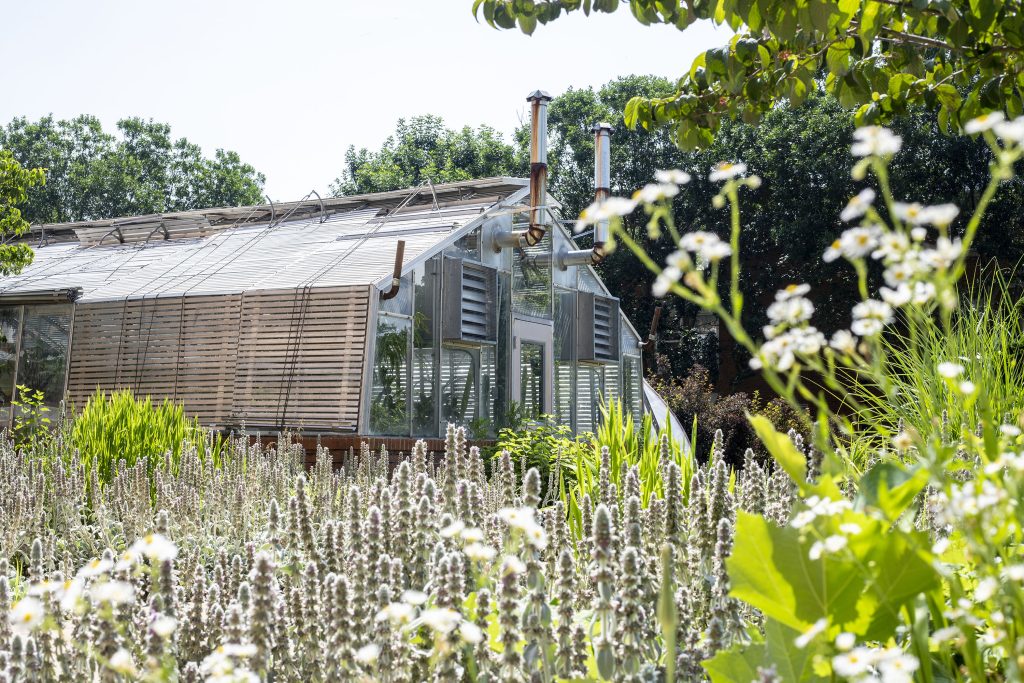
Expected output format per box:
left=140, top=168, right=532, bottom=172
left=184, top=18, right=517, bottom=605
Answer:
left=380, top=240, right=406, bottom=300
left=590, top=122, right=612, bottom=263
left=525, top=90, right=552, bottom=247
left=493, top=90, right=552, bottom=252
left=556, top=121, right=614, bottom=270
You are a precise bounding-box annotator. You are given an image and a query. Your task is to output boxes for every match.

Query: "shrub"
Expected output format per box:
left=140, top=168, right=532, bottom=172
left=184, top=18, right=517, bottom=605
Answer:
left=70, top=389, right=222, bottom=486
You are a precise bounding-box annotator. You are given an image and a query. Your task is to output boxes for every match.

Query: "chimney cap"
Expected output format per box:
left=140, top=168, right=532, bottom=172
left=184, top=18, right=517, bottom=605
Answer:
left=526, top=89, right=553, bottom=102
left=592, top=121, right=614, bottom=133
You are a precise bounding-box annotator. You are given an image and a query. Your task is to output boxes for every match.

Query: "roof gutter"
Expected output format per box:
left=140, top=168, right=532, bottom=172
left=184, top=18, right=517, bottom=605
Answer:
left=557, top=122, right=613, bottom=270
left=492, top=90, right=552, bottom=251
left=379, top=240, right=406, bottom=300
left=0, top=288, right=82, bottom=305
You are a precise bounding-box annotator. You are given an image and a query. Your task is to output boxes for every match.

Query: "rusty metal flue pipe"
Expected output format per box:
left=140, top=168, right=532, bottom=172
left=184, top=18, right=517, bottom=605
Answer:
left=380, top=240, right=406, bottom=300
left=558, top=121, right=613, bottom=270
left=494, top=90, right=552, bottom=252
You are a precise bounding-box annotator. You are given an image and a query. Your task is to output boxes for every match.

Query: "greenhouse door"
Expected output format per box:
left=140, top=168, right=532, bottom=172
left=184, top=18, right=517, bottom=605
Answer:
left=511, top=319, right=553, bottom=421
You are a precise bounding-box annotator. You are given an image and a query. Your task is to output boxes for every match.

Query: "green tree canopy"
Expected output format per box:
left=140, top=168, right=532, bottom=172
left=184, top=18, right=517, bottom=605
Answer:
left=331, top=115, right=527, bottom=196
left=473, top=0, right=1024, bottom=147
left=0, top=151, right=44, bottom=275
left=0, top=115, right=266, bottom=224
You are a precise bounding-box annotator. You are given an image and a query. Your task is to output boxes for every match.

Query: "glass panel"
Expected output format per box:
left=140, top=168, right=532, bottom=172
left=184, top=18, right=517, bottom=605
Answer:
left=576, top=365, right=600, bottom=435
left=378, top=273, right=413, bottom=315
left=480, top=345, right=496, bottom=437
left=441, top=346, right=478, bottom=428
left=445, top=228, right=482, bottom=262
left=0, top=307, right=20, bottom=423
left=492, top=272, right=512, bottom=428
left=602, top=363, right=620, bottom=419
left=620, top=318, right=642, bottom=356
left=370, top=313, right=411, bottom=435
left=520, top=341, right=545, bottom=420
left=411, top=259, right=439, bottom=436
left=623, top=354, right=643, bottom=428
left=18, top=304, right=72, bottom=409
left=553, top=288, right=575, bottom=429
left=512, top=230, right=552, bottom=319
left=552, top=226, right=578, bottom=289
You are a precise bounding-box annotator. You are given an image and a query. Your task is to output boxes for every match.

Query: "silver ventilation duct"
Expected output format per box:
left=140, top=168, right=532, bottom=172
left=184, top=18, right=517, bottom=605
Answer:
left=557, top=121, right=613, bottom=269
left=493, top=90, right=552, bottom=251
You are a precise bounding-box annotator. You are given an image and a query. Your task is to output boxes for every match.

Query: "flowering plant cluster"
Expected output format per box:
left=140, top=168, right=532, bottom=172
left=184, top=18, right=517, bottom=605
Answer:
left=584, top=113, right=1024, bottom=681
left=0, top=420, right=804, bottom=682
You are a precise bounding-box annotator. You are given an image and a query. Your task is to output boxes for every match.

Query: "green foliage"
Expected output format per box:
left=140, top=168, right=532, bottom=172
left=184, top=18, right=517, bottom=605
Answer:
left=331, top=115, right=528, bottom=196
left=490, top=415, right=590, bottom=497
left=0, top=149, right=43, bottom=275
left=70, top=389, right=222, bottom=487
left=11, top=384, right=51, bottom=450
left=0, top=115, right=265, bottom=224
left=473, top=0, right=1024, bottom=141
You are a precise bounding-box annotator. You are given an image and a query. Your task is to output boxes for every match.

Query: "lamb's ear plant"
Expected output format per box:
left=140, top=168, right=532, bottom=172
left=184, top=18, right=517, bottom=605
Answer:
left=593, top=114, right=1024, bottom=681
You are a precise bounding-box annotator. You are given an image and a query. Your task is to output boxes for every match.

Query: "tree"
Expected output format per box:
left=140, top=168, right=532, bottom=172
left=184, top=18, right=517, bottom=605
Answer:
left=544, top=82, right=1024, bottom=386
left=473, top=0, right=1024, bottom=146
left=0, top=150, right=44, bottom=275
left=331, top=115, right=527, bottom=195
left=0, top=115, right=266, bottom=224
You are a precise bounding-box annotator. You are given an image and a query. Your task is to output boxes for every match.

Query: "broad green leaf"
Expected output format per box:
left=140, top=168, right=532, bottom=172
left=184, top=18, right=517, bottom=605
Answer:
left=728, top=511, right=866, bottom=631
left=749, top=415, right=806, bottom=484
left=703, top=641, right=766, bottom=682
left=857, top=461, right=929, bottom=522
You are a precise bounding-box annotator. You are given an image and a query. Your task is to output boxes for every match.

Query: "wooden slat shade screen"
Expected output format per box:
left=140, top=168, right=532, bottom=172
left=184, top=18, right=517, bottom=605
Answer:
left=66, top=286, right=369, bottom=429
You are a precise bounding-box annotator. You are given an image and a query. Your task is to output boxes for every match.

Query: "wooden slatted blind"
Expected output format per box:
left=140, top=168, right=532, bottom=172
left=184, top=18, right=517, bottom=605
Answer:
left=66, top=286, right=369, bottom=430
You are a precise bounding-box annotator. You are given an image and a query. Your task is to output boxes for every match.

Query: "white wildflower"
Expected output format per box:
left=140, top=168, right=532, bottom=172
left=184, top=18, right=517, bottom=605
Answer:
left=880, top=285, right=911, bottom=308
left=931, top=625, right=962, bottom=644
left=791, top=510, right=817, bottom=529
left=838, top=226, right=879, bottom=259
left=59, top=578, right=84, bottom=612
left=1003, top=564, right=1024, bottom=581
left=9, top=597, right=45, bottom=634
left=401, top=590, right=429, bottom=606
left=130, top=533, right=178, bottom=562
left=823, top=238, right=842, bottom=263
left=794, top=617, right=828, bottom=649
left=775, top=283, right=811, bottom=301
left=878, top=651, right=919, bottom=683
left=959, top=380, right=976, bottom=395
left=841, top=188, right=876, bottom=222
left=419, top=608, right=462, bottom=634
left=459, top=527, right=485, bottom=544
left=679, top=231, right=731, bottom=262
left=835, top=632, right=856, bottom=651
left=829, top=330, right=858, bottom=355
left=919, top=203, right=959, bottom=227
left=937, top=362, right=964, bottom=379
left=78, top=557, right=113, bottom=579
left=975, top=577, right=998, bottom=602
left=965, top=111, right=1005, bottom=134
left=910, top=226, right=928, bottom=241
left=839, top=523, right=862, bottom=535
left=152, top=615, right=177, bottom=637
left=892, top=432, right=913, bottom=451
left=463, top=543, right=497, bottom=562
left=501, top=555, right=526, bottom=576
left=922, top=236, right=962, bottom=269
left=524, top=523, right=548, bottom=550
left=871, top=232, right=910, bottom=261
left=377, top=602, right=416, bottom=625
left=767, top=297, right=814, bottom=325
left=851, top=299, right=893, bottom=337
left=354, top=644, right=381, bottom=666
left=655, top=169, right=692, bottom=184
left=809, top=535, right=848, bottom=560
left=497, top=506, right=536, bottom=531
left=999, top=424, right=1022, bottom=437
left=440, top=520, right=466, bottom=539
left=92, top=580, right=136, bottom=606
left=108, top=648, right=136, bottom=675
left=994, top=116, right=1024, bottom=144
left=633, top=183, right=679, bottom=203
left=652, top=266, right=681, bottom=298
left=458, top=621, right=484, bottom=644
left=832, top=647, right=873, bottom=676
left=883, top=259, right=922, bottom=287
left=911, top=281, right=935, bottom=305
left=851, top=126, right=902, bottom=157
left=709, top=161, right=747, bottom=181
left=578, top=197, right=637, bottom=228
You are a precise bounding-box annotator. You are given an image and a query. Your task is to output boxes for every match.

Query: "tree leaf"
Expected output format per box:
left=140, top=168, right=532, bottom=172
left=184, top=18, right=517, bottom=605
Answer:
left=748, top=414, right=806, bottom=484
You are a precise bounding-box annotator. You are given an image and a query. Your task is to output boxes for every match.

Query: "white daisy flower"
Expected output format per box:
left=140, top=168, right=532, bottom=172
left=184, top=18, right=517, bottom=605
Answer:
left=709, top=161, right=747, bottom=181
left=78, top=557, right=113, bottom=579
left=919, top=203, right=959, bottom=227
left=838, top=226, right=880, bottom=259
left=655, top=169, right=692, bottom=184
left=501, top=555, right=526, bottom=576
left=832, top=647, right=874, bottom=676
left=911, top=281, right=935, bottom=305
left=130, top=533, right=178, bottom=562
left=523, top=523, right=548, bottom=550
left=851, top=126, right=902, bottom=157
left=679, top=231, right=731, bottom=262
left=463, top=543, right=497, bottom=562
left=994, top=116, right=1024, bottom=144
left=965, top=111, right=1005, bottom=134
left=851, top=299, right=893, bottom=337
left=959, top=380, right=976, bottom=395
left=459, top=527, right=484, bottom=544
left=829, top=330, right=858, bottom=355
left=871, top=232, right=910, bottom=261
left=910, top=226, right=928, bottom=241
left=922, top=236, right=962, bottom=269
left=108, top=648, right=136, bottom=675
left=354, top=643, right=381, bottom=666
left=152, top=615, right=177, bottom=638
left=835, top=632, right=856, bottom=651
left=652, top=266, right=681, bottom=298
left=458, top=621, right=484, bottom=644
left=497, top=506, right=536, bottom=530
left=880, top=285, right=911, bottom=308
left=823, top=238, right=842, bottom=263
left=377, top=602, right=416, bottom=625
left=937, top=362, right=964, bottom=378
left=440, top=520, right=466, bottom=539
left=794, top=618, right=828, bottom=649
left=401, top=590, right=429, bottom=606
left=419, top=608, right=462, bottom=634
left=775, top=283, right=811, bottom=301
left=766, top=297, right=814, bottom=325
left=841, top=188, right=876, bottom=222
left=578, top=197, right=637, bottom=228
left=91, top=580, right=136, bottom=606
left=892, top=432, right=914, bottom=451
left=9, top=597, right=45, bottom=634
left=633, top=183, right=679, bottom=203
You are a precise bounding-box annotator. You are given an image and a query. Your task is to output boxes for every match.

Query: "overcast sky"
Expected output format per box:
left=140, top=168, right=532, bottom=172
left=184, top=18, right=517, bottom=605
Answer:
left=3, top=1, right=727, bottom=201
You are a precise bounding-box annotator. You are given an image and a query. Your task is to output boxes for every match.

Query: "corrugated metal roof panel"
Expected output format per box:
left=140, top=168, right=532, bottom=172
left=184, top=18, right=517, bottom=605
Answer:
left=0, top=202, right=494, bottom=302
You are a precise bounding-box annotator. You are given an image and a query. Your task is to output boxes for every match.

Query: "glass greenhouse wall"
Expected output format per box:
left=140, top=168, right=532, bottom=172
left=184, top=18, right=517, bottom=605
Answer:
left=0, top=303, right=73, bottom=426
left=366, top=222, right=643, bottom=439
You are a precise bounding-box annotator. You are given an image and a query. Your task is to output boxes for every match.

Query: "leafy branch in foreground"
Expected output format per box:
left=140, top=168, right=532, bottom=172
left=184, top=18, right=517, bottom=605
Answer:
left=472, top=0, right=1024, bottom=147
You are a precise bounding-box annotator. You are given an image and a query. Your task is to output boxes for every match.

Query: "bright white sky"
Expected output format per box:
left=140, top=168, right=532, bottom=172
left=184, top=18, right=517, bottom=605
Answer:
left=3, top=0, right=728, bottom=201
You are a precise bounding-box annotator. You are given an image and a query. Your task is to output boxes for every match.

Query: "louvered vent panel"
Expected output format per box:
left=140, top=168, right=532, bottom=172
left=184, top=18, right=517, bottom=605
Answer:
left=577, top=292, right=620, bottom=362
left=461, top=264, right=491, bottom=341
left=442, top=258, right=497, bottom=343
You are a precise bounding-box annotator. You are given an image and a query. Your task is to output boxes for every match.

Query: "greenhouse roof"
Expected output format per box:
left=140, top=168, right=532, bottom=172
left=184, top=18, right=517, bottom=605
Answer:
left=1, top=178, right=529, bottom=303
